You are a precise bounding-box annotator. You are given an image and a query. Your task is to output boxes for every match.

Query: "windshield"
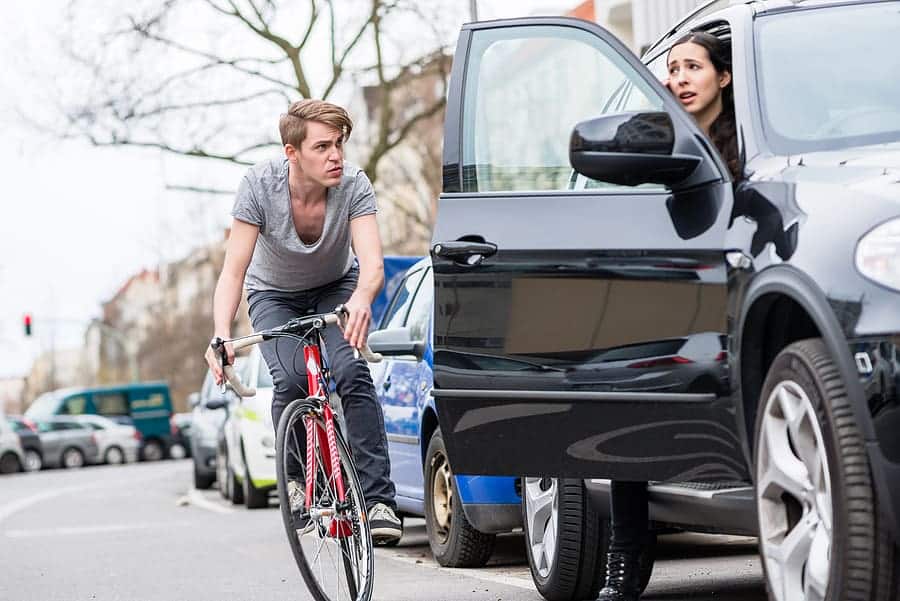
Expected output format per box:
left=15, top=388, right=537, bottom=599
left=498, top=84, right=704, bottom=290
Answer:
left=756, top=3, right=900, bottom=153
left=24, top=391, right=61, bottom=419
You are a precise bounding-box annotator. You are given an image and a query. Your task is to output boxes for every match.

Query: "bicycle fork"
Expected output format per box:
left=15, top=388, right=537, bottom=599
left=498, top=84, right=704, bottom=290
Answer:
left=303, top=344, right=352, bottom=538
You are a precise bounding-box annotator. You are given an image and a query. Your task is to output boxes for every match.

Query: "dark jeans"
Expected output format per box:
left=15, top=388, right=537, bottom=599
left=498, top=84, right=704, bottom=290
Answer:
left=609, top=481, right=649, bottom=554
left=247, top=268, right=396, bottom=511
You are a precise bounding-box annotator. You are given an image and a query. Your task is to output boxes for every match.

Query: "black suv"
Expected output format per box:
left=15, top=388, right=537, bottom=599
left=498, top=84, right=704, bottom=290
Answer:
left=431, top=2, right=900, bottom=600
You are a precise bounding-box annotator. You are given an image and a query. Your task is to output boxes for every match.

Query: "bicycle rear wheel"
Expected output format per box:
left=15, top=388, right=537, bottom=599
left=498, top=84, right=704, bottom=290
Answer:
left=276, top=398, right=374, bottom=601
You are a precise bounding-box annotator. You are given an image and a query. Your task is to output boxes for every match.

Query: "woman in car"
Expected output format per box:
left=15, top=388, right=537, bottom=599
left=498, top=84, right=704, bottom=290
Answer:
left=598, top=31, right=739, bottom=601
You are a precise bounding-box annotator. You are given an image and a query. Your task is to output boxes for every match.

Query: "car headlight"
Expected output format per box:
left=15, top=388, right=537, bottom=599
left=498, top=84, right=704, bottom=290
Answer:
left=856, top=218, right=900, bottom=291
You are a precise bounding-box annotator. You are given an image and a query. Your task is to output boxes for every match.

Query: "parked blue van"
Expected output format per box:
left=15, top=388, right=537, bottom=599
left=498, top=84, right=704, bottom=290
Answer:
left=367, top=257, right=520, bottom=567
left=26, top=382, right=174, bottom=461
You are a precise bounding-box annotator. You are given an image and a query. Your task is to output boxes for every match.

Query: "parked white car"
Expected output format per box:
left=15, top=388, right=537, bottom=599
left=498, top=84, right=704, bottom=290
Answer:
left=74, top=414, right=140, bottom=464
left=0, top=414, right=25, bottom=474
left=217, top=346, right=276, bottom=508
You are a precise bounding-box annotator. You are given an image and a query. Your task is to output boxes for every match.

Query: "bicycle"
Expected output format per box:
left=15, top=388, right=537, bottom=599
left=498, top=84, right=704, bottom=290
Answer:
left=211, top=305, right=383, bottom=601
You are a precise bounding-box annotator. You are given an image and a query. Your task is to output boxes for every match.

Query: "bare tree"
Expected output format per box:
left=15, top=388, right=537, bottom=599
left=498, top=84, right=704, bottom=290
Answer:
left=57, top=0, right=451, bottom=190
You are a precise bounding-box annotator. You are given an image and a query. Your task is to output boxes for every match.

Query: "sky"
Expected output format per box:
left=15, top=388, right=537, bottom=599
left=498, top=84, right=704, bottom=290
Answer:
left=0, top=0, right=582, bottom=379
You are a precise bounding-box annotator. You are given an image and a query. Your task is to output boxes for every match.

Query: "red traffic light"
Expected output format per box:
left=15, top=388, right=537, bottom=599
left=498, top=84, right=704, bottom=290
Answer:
left=24, top=314, right=32, bottom=337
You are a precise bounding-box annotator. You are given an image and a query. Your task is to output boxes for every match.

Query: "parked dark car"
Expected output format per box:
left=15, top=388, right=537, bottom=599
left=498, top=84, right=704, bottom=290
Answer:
left=432, top=2, right=900, bottom=601
left=34, top=417, right=100, bottom=469
left=6, top=415, right=44, bottom=472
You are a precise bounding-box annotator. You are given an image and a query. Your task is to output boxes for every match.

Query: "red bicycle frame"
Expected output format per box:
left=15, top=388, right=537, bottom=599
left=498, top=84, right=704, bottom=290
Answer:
left=302, top=343, right=351, bottom=537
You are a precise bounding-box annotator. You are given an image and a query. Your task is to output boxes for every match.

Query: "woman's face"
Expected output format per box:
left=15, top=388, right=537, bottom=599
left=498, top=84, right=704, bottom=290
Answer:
left=667, top=42, right=731, bottom=117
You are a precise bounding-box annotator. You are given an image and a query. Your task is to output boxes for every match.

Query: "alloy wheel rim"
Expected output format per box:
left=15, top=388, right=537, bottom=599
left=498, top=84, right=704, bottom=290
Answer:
left=756, top=380, right=833, bottom=601
left=25, top=450, right=41, bottom=471
left=107, top=448, right=124, bottom=464
left=431, top=452, right=453, bottom=538
left=64, top=450, right=83, bottom=468
left=524, top=477, right=558, bottom=578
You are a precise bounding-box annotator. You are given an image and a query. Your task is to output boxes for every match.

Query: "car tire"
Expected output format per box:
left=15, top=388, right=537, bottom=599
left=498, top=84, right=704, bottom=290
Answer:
left=193, top=462, right=215, bottom=490
left=141, top=439, right=164, bottom=462
left=0, top=452, right=22, bottom=474
left=755, top=338, right=895, bottom=601
left=24, top=449, right=42, bottom=472
left=523, top=478, right=656, bottom=601
left=217, top=445, right=230, bottom=500
left=169, top=443, right=186, bottom=460
left=242, top=445, right=269, bottom=509
left=523, top=477, right=604, bottom=601
left=424, top=429, right=495, bottom=568
left=227, top=459, right=244, bottom=505
left=105, top=446, right=125, bottom=465
left=61, top=447, right=85, bottom=469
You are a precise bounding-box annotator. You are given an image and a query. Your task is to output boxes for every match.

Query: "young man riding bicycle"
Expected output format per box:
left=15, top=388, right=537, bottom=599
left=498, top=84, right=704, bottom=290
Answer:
left=204, top=99, right=402, bottom=544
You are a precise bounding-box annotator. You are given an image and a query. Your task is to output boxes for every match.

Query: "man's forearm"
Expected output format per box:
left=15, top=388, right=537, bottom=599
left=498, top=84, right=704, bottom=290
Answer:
left=354, top=263, right=384, bottom=305
left=213, top=271, right=244, bottom=338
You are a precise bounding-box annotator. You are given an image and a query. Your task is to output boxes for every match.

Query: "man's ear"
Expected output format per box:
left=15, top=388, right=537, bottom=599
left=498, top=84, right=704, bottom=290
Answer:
left=284, top=144, right=297, bottom=160
left=719, top=70, right=732, bottom=89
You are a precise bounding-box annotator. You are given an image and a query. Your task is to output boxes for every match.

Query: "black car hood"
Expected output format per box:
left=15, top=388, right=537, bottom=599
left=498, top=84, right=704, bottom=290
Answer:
left=775, top=141, right=900, bottom=200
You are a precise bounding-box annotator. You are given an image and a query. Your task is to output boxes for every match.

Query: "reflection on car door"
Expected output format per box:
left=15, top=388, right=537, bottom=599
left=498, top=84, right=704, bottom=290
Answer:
left=433, top=18, right=746, bottom=483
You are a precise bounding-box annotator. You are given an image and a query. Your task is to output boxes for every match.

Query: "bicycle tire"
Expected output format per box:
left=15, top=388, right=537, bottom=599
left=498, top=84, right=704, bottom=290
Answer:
left=276, top=397, right=374, bottom=601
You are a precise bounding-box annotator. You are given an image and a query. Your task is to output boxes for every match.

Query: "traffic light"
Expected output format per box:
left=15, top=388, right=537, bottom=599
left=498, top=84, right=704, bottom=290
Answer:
left=24, top=314, right=32, bottom=337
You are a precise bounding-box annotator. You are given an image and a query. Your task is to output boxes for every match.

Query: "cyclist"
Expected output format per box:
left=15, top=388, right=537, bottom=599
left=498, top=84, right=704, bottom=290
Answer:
left=204, top=99, right=402, bottom=544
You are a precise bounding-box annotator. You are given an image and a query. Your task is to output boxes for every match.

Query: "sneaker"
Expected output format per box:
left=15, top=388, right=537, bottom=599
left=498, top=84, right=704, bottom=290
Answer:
left=287, top=480, right=311, bottom=532
left=367, top=502, right=402, bottom=545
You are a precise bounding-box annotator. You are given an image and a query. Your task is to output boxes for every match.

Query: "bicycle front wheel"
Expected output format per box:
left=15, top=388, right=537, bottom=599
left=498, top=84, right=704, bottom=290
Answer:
left=275, top=398, right=374, bottom=601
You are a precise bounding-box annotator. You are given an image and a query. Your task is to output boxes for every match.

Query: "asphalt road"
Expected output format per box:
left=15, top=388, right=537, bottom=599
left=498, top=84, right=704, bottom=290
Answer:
left=0, top=461, right=768, bottom=601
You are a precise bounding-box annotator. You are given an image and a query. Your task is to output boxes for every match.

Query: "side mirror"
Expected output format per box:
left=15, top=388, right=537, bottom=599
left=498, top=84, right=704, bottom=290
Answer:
left=204, top=399, right=228, bottom=411
left=569, top=111, right=701, bottom=187
left=368, top=327, right=425, bottom=360
left=187, top=392, right=200, bottom=408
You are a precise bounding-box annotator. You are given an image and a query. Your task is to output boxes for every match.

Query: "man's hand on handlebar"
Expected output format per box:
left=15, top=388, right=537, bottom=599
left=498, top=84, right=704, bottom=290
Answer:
left=340, top=294, right=372, bottom=351
left=205, top=336, right=235, bottom=385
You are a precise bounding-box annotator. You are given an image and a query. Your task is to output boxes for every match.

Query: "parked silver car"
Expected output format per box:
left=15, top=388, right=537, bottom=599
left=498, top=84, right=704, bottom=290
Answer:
left=0, top=415, right=25, bottom=474
left=34, top=417, right=100, bottom=469
left=74, top=414, right=140, bottom=464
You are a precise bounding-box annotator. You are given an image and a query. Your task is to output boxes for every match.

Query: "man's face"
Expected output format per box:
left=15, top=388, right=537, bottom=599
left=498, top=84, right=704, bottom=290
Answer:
left=292, top=121, right=344, bottom=187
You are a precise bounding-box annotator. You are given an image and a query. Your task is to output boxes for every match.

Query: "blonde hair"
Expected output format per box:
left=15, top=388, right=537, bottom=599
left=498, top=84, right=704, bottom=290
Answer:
left=279, top=99, right=353, bottom=148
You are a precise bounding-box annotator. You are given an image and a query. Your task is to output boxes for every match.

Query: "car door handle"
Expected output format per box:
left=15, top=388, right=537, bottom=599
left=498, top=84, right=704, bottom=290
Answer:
left=432, top=240, right=498, bottom=266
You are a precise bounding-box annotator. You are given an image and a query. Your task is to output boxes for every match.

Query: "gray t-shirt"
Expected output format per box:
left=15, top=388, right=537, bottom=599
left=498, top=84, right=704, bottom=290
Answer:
left=231, top=157, right=377, bottom=292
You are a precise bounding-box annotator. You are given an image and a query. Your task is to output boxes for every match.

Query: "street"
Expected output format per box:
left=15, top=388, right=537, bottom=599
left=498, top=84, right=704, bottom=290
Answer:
left=0, top=461, right=767, bottom=601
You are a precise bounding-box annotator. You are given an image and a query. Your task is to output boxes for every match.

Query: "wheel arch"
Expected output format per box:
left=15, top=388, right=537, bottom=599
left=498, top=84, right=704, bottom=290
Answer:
left=738, top=265, right=875, bottom=460
left=420, top=405, right=440, bottom=468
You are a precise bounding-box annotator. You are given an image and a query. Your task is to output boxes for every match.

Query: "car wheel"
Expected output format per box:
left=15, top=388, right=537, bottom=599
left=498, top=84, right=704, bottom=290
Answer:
left=24, top=449, right=42, bottom=472
left=193, top=462, right=215, bottom=490
left=227, top=459, right=245, bottom=505
left=242, top=445, right=269, bottom=509
left=424, top=429, right=495, bottom=567
left=62, top=447, right=85, bottom=469
left=0, top=452, right=22, bottom=474
left=755, top=339, right=895, bottom=601
left=141, top=440, right=164, bottom=462
left=217, top=446, right=230, bottom=500
left=523, top=477, right=605, bottom=601
left=105, top=446, right=125, bottom=465
left=169, top=443, right=186, bottom=460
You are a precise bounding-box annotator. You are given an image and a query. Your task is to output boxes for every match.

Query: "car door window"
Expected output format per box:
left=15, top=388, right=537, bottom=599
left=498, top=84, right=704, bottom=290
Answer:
left=380, top=269, right=426, bottom=330
left=461, top=24, right=664, bottom=193
left=60, top=396, right=87, bottom=415
left=405, top=268, right=433, bottom=342
left=95, top=392, right=129, bottom=417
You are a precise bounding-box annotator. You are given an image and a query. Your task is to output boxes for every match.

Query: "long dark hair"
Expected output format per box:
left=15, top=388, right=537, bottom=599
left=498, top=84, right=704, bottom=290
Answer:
left=669, top=31, right=740, bottom=180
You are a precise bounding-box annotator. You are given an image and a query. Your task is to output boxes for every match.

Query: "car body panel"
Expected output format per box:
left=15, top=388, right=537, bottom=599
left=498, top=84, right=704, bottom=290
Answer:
left=34, top=418, right=100, bottom=468
left=431, top=2, right=900, bottom=532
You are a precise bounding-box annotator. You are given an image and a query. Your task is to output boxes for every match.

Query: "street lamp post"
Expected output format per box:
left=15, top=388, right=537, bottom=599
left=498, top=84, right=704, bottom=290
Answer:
left=469, top=0, right=478, bottom=22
